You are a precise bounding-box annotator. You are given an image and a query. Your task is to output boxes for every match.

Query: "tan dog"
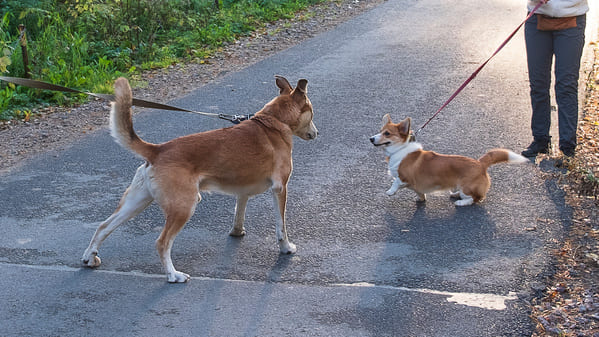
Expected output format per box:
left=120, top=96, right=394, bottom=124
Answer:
left=370, top=114, right=528, bottom=206
left=82, top=76, right=318, bottom=282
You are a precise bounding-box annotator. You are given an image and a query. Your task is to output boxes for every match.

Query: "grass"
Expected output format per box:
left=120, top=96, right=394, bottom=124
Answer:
left=0, top=0, right=325, bottom=121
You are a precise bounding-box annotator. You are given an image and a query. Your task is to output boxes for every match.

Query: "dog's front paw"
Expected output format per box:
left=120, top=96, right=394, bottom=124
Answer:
left=167, top=271, right=191, bottom=283
left=279, top=240, right=297, bottom=254
left=386, top=179, right=407, bottom=196
left=82, top=251, right=102, bottom=268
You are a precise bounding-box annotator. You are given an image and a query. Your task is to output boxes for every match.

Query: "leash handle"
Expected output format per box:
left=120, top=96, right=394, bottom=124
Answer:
left=414, top=1, right=547, bottom=136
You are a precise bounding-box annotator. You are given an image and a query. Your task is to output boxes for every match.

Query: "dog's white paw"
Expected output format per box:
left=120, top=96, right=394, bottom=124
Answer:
left=454, top=198, right=474, bottom=206
left=167, top=271, right=191, bottom=283
left=279, top=240, right=297, bottom=254
left=82, top=251, right=102, bottom=268
left=386, top=180, right=407, bottom=196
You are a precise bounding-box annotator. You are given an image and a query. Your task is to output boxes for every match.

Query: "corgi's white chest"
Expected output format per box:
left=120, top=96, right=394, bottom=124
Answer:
left=385, top=142, right=422, bottom=178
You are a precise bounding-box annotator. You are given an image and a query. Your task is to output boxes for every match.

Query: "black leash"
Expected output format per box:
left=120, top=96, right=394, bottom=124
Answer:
left=0, top=76, right=253, bottom=124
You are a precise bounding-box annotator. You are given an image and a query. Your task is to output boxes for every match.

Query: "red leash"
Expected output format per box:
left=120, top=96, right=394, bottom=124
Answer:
left=414, top=0, right=548, bottom=136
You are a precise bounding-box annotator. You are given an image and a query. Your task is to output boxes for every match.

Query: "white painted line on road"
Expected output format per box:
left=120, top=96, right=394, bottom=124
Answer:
left=0, top=262, right=166, bottom=278
left=333, top=282, right=518, bottom=311
left=1, top=262, right=517, bottom=310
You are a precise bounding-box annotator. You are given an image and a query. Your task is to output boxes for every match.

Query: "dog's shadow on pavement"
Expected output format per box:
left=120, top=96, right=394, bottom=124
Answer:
left=380, top=199, right=502, bottom=287
left=203, top=233, right=293, bottom=282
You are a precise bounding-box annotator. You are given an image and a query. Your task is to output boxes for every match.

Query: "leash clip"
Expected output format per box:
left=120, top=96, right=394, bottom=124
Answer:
left=409, top=131, right=416, bottom=142
left=219, top=113, right=253, bottom=124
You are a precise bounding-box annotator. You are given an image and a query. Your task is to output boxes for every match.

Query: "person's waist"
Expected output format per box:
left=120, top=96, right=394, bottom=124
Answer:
left=538, top=14, right=577, bottom=19
left=528, top=13, right=585, bottom=19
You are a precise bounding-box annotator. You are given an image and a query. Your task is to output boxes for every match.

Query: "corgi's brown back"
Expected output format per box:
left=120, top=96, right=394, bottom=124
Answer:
left=398, top=150, right=488, bottom=196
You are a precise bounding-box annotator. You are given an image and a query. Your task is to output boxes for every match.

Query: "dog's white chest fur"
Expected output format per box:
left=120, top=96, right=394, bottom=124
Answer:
left=385, top=142, right=422, bottom=178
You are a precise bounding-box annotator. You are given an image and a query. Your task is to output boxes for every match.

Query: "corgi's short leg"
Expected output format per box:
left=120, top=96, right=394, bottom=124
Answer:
left=454, top=191, right=474, bottom=206
left=386, top=178, right=407, bottom=196
left=416, top=192, right=426, bottom=202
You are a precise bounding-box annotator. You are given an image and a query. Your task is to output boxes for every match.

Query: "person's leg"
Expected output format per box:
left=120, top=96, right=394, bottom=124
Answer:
left=554, top=14, right=586, bottom=156
left=524, top=14, right=554, bottom=148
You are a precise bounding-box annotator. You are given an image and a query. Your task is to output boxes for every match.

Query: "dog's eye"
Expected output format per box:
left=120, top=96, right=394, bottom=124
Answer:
left=383, top=131, right=390, bottom=136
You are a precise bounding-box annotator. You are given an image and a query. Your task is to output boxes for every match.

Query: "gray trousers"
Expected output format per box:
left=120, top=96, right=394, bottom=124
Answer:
left=524, top=13, right=586, bottom=151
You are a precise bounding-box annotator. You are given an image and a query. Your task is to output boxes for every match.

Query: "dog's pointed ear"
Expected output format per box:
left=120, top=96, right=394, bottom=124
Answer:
left=295, top=79, right=308, bottom=94
left=275, top=75, right=292, bottom=95
left=381, top=114, right=392, bottom=127
left=292, top=79, right=308, bottom=101
left=399, top=117, right=411, bottom=134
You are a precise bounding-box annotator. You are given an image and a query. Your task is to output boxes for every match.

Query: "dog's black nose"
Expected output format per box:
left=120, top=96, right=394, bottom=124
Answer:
left=369, top=137, right=376, bottom=144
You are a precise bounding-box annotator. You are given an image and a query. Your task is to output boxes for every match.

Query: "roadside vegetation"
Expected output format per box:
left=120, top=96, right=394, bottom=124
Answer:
left=565, top=43, right=599, bottom=200
left=0, top=0, right=325, bottom=120
left=531, top=43, right=599, bottom=336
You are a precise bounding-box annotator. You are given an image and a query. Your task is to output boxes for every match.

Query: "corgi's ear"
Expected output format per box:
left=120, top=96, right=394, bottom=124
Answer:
left=398, top=117, right=412, bottom=135
left=275, top=75, right=292, bottom=95
left=381, top=114, right=392, bottom=127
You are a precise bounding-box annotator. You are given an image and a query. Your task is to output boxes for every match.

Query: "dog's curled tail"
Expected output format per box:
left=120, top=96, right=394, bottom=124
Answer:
left=110, top=77, right=158, bottom=162
left=478, top=149, right=529, bottom=169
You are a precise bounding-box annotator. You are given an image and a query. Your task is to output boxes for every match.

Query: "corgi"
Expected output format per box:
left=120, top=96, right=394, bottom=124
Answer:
left=370, top=114, right=528, bottom=206
left=82, top=76, right=318, bottom=282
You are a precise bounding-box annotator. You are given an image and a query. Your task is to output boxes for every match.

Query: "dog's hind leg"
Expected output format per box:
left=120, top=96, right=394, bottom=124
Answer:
left=229, top=195, right=249, bottom=237
left=156, top=210, right=194, bottom=283
left=82, top=164, right=154, bottom=268
left=271, top=184, right=296, bottom=254
left=155, top=177, right=198, bottom=283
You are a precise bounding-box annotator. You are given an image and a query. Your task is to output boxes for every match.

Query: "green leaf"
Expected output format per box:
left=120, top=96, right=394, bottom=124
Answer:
left=0, top=56, right=11, bottom=72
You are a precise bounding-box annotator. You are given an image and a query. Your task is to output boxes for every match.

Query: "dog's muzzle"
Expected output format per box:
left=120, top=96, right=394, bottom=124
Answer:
left=370, top=136, right=389, bottom=146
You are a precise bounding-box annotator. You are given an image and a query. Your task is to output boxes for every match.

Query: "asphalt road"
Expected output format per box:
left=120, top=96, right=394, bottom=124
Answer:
left=1, top=0, right=598, bottom=336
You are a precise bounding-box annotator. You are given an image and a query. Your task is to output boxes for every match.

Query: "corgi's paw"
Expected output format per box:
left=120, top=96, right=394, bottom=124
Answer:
left=417, top=193, right=426, bottom=202
left=386, top=180, right=406, bottom=196
left=454, top=197, right=474, bottom=206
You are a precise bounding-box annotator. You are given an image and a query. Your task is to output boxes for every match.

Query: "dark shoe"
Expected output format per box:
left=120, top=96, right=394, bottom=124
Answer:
left=522, top=140, right=550, bottom=157
left=561, top=147, right=575, bottom=157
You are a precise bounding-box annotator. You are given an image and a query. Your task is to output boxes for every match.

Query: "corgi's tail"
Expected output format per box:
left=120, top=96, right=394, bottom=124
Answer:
left=110, top=77, right=158, bottom=162
left=478, top=149, right=529, bottom=169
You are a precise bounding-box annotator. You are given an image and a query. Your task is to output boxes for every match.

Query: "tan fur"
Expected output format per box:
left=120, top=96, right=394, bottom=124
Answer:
left=83, top=76, right=318, bottom=282
left=370, top=114, right=527, bottom=206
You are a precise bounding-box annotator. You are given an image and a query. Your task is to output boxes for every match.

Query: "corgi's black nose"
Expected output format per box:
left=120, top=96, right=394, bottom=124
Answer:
left=369, top=137, right=376, bottom=144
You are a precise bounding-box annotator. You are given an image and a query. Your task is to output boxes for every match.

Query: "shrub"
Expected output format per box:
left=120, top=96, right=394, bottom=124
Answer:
left=0, top=0, right=324, bottom=120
